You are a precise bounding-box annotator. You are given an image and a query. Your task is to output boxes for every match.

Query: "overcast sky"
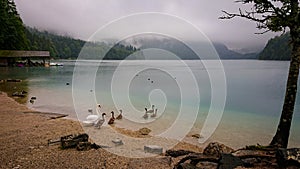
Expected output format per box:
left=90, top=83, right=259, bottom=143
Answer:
left=15, top=0, right=279, bottom=52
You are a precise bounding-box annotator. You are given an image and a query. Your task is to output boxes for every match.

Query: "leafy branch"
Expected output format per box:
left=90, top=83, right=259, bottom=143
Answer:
left=219, top=0, right=296, bottom=34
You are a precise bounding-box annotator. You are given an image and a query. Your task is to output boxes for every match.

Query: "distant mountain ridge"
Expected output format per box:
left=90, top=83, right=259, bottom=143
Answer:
left=123, top=36, right=258, bottom=60
left=213, top=43, right=258, bottom=59
left=25, top=28, right=265, bottom=60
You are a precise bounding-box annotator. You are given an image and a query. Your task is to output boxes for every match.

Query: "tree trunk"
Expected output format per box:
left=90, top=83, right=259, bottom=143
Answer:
left=270, top=35, right=300, bottom=148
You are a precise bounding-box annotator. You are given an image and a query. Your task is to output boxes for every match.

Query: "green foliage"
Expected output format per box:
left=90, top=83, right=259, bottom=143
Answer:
left=0, top=0, right=29, bottom=50
left=259, top=33, right=291, bottom=60
left=105, top=43, right=138, bottom=60
left=25, top=27, right=85, bottom=59
left=0, top=0, right=140, bottom=59
left=25, top=27, right=139, bottom=59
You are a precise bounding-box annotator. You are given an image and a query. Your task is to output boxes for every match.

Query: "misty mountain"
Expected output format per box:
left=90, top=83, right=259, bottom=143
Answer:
left=213, top=43, right=258, bottom=59
left=123, top=36, right=258, bottom=60
left=25, top=27, right=139, bottom=59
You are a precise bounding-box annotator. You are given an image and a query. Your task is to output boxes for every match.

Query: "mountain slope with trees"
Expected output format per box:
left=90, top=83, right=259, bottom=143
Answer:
left=259, top=33, right=291, bottom=60
left=25, top=27, right=140, bottom=59
left=0, top=0, right=139, bottom=60
left=25, top=27, right=85, bottom=59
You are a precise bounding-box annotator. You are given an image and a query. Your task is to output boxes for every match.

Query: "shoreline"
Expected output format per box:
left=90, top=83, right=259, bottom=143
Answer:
left=0, top=91, right=204, bottom=168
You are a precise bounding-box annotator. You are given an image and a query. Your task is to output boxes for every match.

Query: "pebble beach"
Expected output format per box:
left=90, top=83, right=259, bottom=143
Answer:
left=0, top=92, right=204, bottom=168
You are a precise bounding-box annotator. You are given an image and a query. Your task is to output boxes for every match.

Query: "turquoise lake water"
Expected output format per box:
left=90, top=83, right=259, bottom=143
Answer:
left=1, top=60, right=299, bottom=148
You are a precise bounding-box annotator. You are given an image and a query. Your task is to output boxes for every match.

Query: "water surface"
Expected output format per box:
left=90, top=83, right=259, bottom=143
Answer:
left=1, top=60, right=299, bottom=148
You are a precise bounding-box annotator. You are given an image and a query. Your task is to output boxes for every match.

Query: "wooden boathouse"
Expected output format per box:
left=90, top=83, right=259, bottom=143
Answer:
left=0, top=50, right=50, bottom=67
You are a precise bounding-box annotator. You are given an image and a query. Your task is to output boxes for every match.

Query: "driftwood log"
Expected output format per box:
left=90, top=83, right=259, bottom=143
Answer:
left=166, top=150, right=196, bottom=158
left=60, top=133, right=89, bottom=149
left=168, top=145, right=300, bottom=169
left=277, top=148, right=300, bottom=167
left=48, top=133, right=109, bottom=151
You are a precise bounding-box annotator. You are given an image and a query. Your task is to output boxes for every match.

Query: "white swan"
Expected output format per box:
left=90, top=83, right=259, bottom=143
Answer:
left=83, top=104, right=102, bottom=126
left=151, top=109, right=158, bottom=118
left=94, top=113, right=106, bottom=129
left=143, top=108, right=149, bottom=119
left=145, top=105, right=155, bottom=113
left=96, top=104, right=101, bottom=114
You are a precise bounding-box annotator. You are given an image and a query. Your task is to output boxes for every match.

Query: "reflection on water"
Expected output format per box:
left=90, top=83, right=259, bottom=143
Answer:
left=0, top=60, right=299, bottom=148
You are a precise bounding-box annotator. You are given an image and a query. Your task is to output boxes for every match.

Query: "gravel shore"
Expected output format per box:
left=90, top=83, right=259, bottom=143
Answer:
left=0, top=92, right=203, bottom=169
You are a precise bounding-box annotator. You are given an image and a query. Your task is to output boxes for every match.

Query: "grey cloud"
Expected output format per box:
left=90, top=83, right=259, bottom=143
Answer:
left=15, top=0, right=278, bottom=52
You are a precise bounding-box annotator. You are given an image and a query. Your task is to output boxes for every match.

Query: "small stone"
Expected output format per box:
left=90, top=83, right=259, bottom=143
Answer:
left=138, top=127, right=151, bottom=135
left=191, top=134, right=202, bottom=139
left=144, top=145, right=163, bottom=154
left=203, top=142, right=234, bottom=158
left=112, top=138, right=123, bottom=146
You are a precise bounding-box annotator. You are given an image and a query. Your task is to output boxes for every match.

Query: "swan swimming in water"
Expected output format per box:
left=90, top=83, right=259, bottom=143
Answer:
left=143, top=105, right=155, bottom=119
left=143, top=108, right=149, bottom=119
left=145, top=105, right=155, bottom=114
left=151, top=109, right=158, bottom=118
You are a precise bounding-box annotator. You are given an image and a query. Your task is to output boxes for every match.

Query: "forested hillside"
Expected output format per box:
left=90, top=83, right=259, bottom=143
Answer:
left=259, top=33, right=291, bottom=60
left=25, top=27, right=86, bottom=59
left=0, top=0, right=28, bottom=50
left=25, top=27, right=139, bottom=59
left=0, top=0, right=139, bottom=60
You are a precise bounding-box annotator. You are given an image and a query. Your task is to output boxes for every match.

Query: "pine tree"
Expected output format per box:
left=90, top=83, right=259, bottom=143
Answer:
left=0, top=0, right=28, bottom=50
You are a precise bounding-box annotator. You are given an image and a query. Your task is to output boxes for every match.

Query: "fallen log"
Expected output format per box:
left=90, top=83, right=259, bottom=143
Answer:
left=277, top=148, right=300, bottom=167
left=61, top=133, right=89, bottom=149
left=50, top=114, right=68, bottom=119
left=166, top=149, right=196, bottom=157
left=174, top=154, right=219, bottom=169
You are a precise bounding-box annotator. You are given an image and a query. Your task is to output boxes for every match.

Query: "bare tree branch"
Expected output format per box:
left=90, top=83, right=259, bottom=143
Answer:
left=219, top=0, right=291, bottom=34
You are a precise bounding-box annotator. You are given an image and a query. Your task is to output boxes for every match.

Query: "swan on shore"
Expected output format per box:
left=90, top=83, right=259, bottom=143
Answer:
left=83, top=104, right=102, bottom=126
left=108, top=111, right=115, bottom=125
left=86, top=113, right=98, bottom=122
left=94, top=113, right=106, bottom=129
left=116, top=110, right=122, bottom=120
